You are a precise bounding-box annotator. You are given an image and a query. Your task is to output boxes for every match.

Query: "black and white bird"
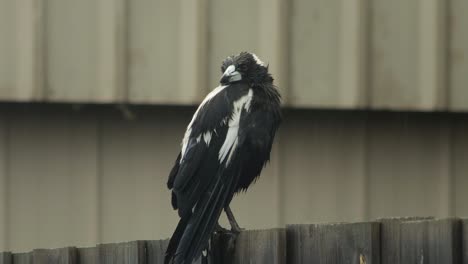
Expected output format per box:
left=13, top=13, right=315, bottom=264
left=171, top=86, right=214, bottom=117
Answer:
left=165, top=52, right=282, bottom=264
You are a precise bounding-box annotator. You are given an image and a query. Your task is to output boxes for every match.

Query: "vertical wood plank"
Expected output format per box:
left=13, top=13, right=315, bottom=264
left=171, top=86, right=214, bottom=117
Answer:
left=399, top=218, right=461, bottom=264
left=287, top=222, right=380, bottom=264
left=98, top=241, right=146, bottom=264
left=0, top=252, right=12, bottom=264
left=0, top=114, right=7, bottom=251
left=12, top=253, right=32, bottom=264
left=213, top=229, right=286, bottom=264
left=417, top=0, right=447, bottom=110
left=146, top=240, right=169, bottom=264
left=233, top=229, right=285, bottom=264
left=463, top=219, right=468, bottom=264
left=379, top=217, right=434, bottom=264
left=77, top=247, right=98, bottom=264
left=338, top=0, right=368, bottom=108
left=33, top=247, right=77, bottom=264
left=449, top=0, right=468, bottom=111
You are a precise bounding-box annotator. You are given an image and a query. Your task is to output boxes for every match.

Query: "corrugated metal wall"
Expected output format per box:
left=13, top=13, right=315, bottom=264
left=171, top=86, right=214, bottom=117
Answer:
left=0, top=0, right=467, bottom=110
left=0, top=105, right=467, bottom=253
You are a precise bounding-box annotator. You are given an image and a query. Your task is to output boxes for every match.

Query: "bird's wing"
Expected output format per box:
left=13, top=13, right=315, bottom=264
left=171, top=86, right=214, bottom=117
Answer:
left=167, top=84, right=251, bottom=217
left=165, top=84, right=253, bottom=263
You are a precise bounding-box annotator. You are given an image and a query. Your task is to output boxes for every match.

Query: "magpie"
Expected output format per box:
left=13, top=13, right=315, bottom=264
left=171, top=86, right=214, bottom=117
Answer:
left=165, top=52, right=282, bottom=264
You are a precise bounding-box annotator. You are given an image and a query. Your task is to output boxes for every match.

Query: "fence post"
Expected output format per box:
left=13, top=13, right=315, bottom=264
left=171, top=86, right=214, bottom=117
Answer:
left=0, top=252, right=11, bottom=264
left=33, top=247, right=77, bottom=264
left=211, top=229, right=286, bottom=264
left=286, top=222, right=380, bottom=264
left=380, top=218, right=462, bottom=263
left=78, top=241, right=146, bottom=264
left=379, top=217, right=434, bottom=264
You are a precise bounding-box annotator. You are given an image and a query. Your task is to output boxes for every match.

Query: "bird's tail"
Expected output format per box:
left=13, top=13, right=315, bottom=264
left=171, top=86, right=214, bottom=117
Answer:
left=164, top=215, right=190, bottom=264
left=165, top=172, right=236, bottom=264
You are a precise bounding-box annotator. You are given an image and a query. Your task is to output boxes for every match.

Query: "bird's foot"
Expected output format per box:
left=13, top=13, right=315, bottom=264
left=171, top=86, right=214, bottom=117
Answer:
left=230, top=223, right=244, bottom=234
left=214, top=222, right=228, bottom=234
left=225, top=206, right=244, bottom=234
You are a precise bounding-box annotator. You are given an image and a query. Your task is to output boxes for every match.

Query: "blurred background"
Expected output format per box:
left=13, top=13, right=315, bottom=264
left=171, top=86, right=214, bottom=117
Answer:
left=0, top=0, right=467, bottom=253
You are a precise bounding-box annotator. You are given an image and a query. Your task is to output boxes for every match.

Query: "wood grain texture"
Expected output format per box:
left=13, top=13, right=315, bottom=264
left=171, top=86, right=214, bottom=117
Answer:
left=78, top=241, right=146, bottom=264
left=12, top=252, right=32, bottom=264
left=211, top=229, right=285, bottom=264
left=286, top=222, right=380, bottom=264
left=98, top=241, right=145, bottom=264
left=77, top=247, right=98, bottom=264
left=0, top=252, right=11, bottom=264
left=398, top=218, right=461, bottom=264
left=146, top=240, right=168, bottom=264
left=32, top=247, right=76, bottom=264
left=379, top=217, right=434, bottom=264
left=463, top=219, right=468, bottom=264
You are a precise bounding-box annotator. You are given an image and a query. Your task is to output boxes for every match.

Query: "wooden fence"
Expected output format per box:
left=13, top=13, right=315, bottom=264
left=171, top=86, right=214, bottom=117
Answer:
left=1, top=217, right=467, bottom=263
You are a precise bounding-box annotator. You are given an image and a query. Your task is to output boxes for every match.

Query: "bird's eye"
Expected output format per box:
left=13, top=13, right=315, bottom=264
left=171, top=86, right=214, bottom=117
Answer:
left=238, top=64, right=248, bottom=71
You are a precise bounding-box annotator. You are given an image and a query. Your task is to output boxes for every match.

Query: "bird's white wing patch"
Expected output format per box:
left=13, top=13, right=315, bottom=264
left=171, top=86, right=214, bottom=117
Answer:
left=181, top=85, right=227, bottom=161
left=219, top=89, right=253, bottom=166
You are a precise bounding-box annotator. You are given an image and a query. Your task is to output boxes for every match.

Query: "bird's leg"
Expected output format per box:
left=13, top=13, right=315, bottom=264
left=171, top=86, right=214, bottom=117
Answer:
left=214, top=222, right=228, bottom=233
left=224, top=206, right=243, bottom=233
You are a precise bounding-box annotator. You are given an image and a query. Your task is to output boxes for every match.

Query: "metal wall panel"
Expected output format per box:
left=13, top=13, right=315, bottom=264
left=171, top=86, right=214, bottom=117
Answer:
left=370, top=0, right=447, bottom=110
left=290, top=0, right=367, bottom=108
left=45, top=0, right=127, bottom=102
left=449, top=0, right=468, bottom=111
left=128, top=0, right=208, bottom=104
left=453, top=117, right=468, bottom=215
left=367, top=113, right=452, bottom=218
left=45, top=0, right=99, bottom=101
left=5, top=110, right=99, bottom=251
left=0, top=0, right=43, bottom=101
left=207, top=0, right=260, bottom=89
left=0, top=0, right=466, bottom=110
left=280, top=112, right=368, bottom=224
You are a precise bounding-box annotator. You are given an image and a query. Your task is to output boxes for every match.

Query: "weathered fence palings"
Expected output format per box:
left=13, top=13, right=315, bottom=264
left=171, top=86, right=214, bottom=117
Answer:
left=380, top=217, right=462, bottom=264
left=1, top=218, right=468, bottom=264
left=212, top=228, right=286, bottom=264
left=287, top=222, right=380, bottom=264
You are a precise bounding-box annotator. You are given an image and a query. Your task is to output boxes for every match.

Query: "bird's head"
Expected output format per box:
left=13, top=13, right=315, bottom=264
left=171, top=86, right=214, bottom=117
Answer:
left=220, top=52, right=273, bottom=87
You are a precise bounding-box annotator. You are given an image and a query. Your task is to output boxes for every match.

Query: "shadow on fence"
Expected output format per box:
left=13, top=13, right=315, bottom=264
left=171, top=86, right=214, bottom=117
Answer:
left=1, top=217, right=467, bottom=263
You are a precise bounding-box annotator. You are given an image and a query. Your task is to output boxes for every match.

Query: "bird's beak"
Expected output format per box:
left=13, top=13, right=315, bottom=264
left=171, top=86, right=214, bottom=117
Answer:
left=220, top=65, right=242, bottom=84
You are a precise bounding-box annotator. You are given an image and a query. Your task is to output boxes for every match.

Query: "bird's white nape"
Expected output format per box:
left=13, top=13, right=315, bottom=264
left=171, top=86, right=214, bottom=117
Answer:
left=251, top=53, right=266, bottom=67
